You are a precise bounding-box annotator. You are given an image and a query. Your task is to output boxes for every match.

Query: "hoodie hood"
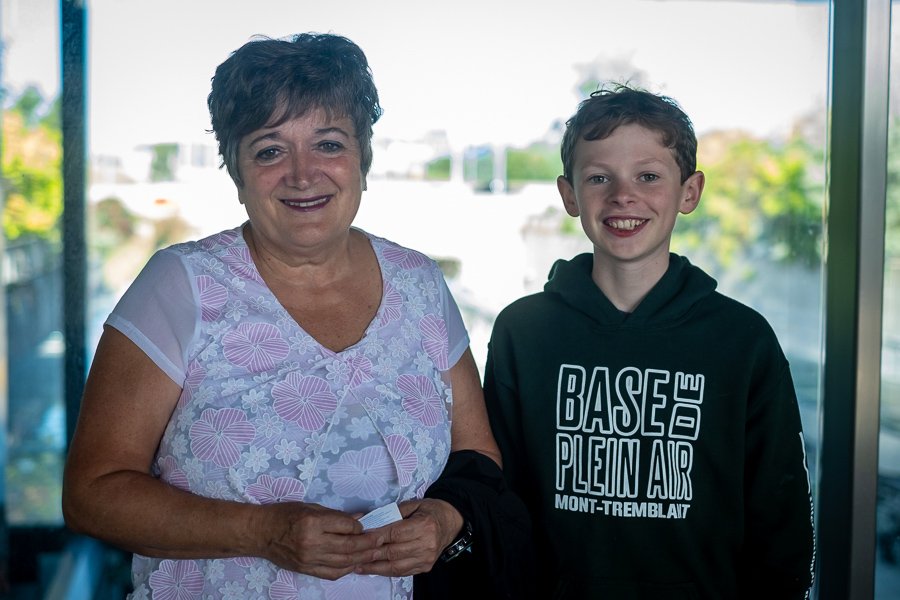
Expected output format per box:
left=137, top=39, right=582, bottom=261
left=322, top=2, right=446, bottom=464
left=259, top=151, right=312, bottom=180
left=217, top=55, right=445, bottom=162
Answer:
left=544, top=252, right=717, bottom=328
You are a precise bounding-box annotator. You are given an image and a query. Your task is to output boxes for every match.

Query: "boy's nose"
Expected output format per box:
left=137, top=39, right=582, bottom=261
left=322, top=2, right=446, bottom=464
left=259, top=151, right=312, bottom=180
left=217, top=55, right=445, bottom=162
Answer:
left=609, top=180, right=636, bottom=205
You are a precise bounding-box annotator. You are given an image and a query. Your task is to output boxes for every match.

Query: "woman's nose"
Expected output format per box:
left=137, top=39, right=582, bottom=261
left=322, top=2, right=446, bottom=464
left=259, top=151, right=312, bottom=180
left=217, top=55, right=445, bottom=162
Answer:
left=285, top=151, right=318, bottom=188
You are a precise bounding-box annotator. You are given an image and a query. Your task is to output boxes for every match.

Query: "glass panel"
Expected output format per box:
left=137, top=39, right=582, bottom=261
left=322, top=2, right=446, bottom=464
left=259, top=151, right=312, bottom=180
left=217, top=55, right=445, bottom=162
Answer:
left=1, top=0, right=65, bottom=526
left=877, top=3, right=900, bottom=595
left=87, top=0, right=827, bottom=591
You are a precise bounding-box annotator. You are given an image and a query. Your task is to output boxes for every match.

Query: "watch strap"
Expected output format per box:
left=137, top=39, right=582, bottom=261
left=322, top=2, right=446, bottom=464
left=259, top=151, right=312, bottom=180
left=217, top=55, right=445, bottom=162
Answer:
left=439, top=519, right=473, bottom=562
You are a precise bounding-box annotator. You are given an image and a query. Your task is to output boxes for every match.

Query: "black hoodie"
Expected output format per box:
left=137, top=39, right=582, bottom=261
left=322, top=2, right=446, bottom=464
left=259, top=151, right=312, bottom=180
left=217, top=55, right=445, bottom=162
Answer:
left=483, top=253, right=815, bottom=600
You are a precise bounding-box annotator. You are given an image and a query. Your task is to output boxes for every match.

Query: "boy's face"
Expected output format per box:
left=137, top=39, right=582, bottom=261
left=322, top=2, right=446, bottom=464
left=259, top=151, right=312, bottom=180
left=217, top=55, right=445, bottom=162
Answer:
left=558, top=123, right=704, bottom=270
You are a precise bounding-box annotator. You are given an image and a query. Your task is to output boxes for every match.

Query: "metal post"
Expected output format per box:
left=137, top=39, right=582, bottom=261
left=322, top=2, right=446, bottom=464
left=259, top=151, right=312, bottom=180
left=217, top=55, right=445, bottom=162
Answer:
left=0, top=2, right=9, bottom=593
left=61, top=0, right=87, bottom=446
left=818, top=0, right=891, bottom=597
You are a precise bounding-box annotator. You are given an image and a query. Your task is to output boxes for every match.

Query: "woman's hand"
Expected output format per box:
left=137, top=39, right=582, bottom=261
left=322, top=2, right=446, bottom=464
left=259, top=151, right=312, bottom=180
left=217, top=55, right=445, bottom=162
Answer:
left=256, top=501, right=386, bottom=580
left=354, top=498, right=464, bottom=577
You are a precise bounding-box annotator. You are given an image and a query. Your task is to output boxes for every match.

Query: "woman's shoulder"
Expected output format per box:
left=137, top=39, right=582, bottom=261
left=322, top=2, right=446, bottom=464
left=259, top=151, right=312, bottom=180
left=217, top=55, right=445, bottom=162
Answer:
left=168, top=225, right=246, bottom=257
left=358, top=228, right=440, bottom=274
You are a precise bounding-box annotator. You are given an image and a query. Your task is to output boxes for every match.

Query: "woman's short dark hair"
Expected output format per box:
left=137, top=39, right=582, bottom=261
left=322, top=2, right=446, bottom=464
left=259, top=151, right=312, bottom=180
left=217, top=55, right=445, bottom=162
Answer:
left=560, top=84, right=697, bottom=184
left=208, top=33, right=383, bottom=187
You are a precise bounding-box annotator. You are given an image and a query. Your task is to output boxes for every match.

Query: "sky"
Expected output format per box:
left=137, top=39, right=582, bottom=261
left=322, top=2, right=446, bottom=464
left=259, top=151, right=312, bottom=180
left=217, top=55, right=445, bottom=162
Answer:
left=2, top=0, right=830, bottom=156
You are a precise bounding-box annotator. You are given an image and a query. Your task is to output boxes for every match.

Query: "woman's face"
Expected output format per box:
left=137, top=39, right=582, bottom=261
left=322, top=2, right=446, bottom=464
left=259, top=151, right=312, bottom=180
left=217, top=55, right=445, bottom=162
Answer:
left=236, top=109, right=365, bottom=261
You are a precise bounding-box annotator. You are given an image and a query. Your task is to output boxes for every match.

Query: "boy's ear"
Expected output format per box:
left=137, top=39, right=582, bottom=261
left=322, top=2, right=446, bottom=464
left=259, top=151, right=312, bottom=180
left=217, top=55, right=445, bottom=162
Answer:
left=557, top=175, right=580, bottom=217
left=679, top=170, right=705, bottom=215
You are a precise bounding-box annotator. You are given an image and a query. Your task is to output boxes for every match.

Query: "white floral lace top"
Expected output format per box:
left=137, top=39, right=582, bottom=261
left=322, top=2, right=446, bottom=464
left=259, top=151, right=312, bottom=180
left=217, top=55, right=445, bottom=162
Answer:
left=106, top=225, right=469, bottom=600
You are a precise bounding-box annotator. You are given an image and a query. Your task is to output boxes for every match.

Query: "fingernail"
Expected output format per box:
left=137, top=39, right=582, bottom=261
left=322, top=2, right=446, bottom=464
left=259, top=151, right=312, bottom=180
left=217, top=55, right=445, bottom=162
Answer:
left=376, top=536, right=385, bottom=546
left=373, top=550, right=382, bottom=560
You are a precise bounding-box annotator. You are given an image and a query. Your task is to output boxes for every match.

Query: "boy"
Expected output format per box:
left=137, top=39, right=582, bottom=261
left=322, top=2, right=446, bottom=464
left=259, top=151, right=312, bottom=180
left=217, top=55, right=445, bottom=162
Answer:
left=482, top=85, right=816, bottom=599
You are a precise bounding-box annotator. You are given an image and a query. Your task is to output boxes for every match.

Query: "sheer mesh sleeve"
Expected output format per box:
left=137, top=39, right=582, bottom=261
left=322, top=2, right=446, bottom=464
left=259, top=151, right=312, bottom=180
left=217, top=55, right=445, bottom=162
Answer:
left=104, top=249, right=200, bottom=387
left=439, top=273, right=470, bottom=370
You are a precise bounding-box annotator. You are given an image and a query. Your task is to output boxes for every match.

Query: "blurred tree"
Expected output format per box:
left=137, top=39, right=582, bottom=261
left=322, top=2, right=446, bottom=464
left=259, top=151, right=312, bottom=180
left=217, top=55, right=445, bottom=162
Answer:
left=150, top=143, right=179, bottom=182
left=2, top=88, right=63, bottom=242
left=507, top=141, right=563, bottom=189
left=573, top=55, right=650, bottom=100
left=886, top=116, right=900, bottom=258
left=425, top=156, right=450, bottom=180
left=677, top=130, right=824, bottom=269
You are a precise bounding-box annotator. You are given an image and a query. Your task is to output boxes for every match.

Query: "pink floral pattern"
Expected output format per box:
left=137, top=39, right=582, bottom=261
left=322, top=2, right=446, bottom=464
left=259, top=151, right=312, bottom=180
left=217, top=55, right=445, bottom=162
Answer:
left=197, top=275, right=228, bottom=322
left=382, top=245, right=429, bottom=270
left=222, top=322, right=290, bottom=372
left=419, top=314, right=450, bottom=371
left=128, top=227, right=460, bottom=599
left=221, top=246, right=264, bottom=284
left=245, top=474, right=305, bottom=504
left=269, top=571, right=301, bottom=600
left=148, top=560, right=204, bottom=600
left=378, top=280, right=403, bottom=326
left=397, top=374, right=444, bottom=427
left=322, top=572, right=391, bottom=600
left=272, top=374, right=338, bottom=431
left=157, top=456, right=191, bottom=492
left=189, top=408, right=256, bottom=467
left=345, top=355, right=374, bottom=389
left=385, top=435, right=417, bottom=487
left=327, top=446, right=395, bottom=500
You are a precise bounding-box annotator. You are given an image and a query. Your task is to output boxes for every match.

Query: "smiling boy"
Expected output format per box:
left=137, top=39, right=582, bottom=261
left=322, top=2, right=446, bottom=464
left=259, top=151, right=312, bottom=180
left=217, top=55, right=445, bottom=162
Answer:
left=483, top=85, right=816, bottom=599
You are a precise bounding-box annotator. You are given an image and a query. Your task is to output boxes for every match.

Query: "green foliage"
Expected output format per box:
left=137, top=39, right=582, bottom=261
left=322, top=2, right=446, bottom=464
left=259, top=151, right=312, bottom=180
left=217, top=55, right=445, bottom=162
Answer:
left=6, top=450, right=64, bottom=524
left=885, top=116, right=900, bottom=258
left=90, top=197, right=136, bottom=258
left=425, top=156, right=451, bottom=180
left=676, top=132, right=824, bottom=269
left=3, top=89, right=64, bottom=242
left=507, top=142, right=563, bottom=188
left=463, top=151, right=494, bottom=191
left=150, top=143, right=179, bottom=182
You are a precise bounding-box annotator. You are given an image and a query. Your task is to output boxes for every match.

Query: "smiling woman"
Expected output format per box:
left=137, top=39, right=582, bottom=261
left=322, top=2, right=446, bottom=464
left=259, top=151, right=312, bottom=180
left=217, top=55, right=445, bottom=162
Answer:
left=60, top=33, right=520, bottom=600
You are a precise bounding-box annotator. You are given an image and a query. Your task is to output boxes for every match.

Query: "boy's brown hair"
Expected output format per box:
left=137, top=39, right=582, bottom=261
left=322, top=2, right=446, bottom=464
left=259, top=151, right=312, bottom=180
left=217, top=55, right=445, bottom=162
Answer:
left=560, top=84, right=697, bottom=184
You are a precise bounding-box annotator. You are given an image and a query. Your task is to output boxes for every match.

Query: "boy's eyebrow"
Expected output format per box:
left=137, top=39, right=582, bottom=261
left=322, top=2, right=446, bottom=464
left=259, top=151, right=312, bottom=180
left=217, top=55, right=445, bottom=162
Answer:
left=580, top=156, right=670, bottom=170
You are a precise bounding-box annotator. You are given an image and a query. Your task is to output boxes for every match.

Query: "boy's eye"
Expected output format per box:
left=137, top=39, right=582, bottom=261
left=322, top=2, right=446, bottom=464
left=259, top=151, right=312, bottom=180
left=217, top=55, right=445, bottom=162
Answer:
left=640, top=173, right=659, bottom=182
left=588, top=175, right=608, bottom=184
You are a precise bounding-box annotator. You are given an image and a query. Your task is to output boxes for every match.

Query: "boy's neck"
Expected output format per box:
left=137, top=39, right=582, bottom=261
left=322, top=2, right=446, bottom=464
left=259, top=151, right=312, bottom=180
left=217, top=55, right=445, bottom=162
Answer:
left=590, top=252, right=671, bottom=313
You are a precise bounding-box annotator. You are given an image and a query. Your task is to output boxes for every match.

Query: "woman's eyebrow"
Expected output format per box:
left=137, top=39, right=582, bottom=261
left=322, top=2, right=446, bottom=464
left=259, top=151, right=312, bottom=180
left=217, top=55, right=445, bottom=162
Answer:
left=315, top=126, right=351, bottom=138
left=247, top=131, right=282, bottom=147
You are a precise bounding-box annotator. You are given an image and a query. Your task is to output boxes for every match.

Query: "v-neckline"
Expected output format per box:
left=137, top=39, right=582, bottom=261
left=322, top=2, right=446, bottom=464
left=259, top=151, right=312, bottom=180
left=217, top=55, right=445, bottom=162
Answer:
left=237, top=223, right=387, bottom=357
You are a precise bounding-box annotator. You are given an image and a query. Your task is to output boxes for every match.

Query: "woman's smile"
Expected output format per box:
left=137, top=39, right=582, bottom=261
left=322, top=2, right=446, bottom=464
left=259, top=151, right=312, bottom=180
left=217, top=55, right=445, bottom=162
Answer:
left=280, top=195, right=331, bottom=211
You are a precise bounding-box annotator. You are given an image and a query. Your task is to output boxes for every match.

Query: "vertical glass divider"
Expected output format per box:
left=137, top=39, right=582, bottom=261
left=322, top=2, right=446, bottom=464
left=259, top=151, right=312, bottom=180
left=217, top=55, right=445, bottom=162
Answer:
left=820, top=0, right=891, bottom=597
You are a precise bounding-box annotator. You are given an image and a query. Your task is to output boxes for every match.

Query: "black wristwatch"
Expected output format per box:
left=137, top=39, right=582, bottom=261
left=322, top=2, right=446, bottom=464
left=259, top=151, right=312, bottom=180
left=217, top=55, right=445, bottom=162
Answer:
left=439, top=520, right=473, bottom=562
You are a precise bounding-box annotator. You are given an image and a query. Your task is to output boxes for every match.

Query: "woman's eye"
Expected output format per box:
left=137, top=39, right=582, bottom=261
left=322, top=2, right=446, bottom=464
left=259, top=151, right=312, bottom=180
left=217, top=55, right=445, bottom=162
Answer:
left=319, top=141, right=343, bottom=152
left=256, top=147, right=280, bottom=160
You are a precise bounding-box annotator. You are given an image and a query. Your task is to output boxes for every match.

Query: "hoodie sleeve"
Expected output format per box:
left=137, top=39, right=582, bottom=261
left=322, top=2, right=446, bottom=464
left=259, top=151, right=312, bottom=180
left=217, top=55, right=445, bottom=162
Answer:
left=738, top=359, right=816, bottom=599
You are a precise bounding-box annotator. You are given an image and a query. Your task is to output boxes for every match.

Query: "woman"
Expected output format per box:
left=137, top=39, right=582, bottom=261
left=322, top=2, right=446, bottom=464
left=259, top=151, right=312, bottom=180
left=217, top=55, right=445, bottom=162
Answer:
left=62, top=33, right=502, bottom=599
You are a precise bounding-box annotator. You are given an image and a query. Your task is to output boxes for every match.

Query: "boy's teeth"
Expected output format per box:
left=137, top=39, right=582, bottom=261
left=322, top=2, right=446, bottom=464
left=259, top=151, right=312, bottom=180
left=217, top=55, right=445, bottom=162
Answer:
left=607, top=219, right=646, bottom=230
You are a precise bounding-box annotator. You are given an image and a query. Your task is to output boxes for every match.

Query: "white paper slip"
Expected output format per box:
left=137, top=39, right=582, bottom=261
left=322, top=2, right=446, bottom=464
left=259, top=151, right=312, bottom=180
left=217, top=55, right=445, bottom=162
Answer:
left=359, top=502, right=403, bottom=530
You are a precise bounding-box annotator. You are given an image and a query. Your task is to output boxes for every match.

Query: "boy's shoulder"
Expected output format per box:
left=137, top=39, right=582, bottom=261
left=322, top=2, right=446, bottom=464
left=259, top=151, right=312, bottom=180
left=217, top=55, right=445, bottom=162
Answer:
left=495, top=290, right=561, bottom=324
